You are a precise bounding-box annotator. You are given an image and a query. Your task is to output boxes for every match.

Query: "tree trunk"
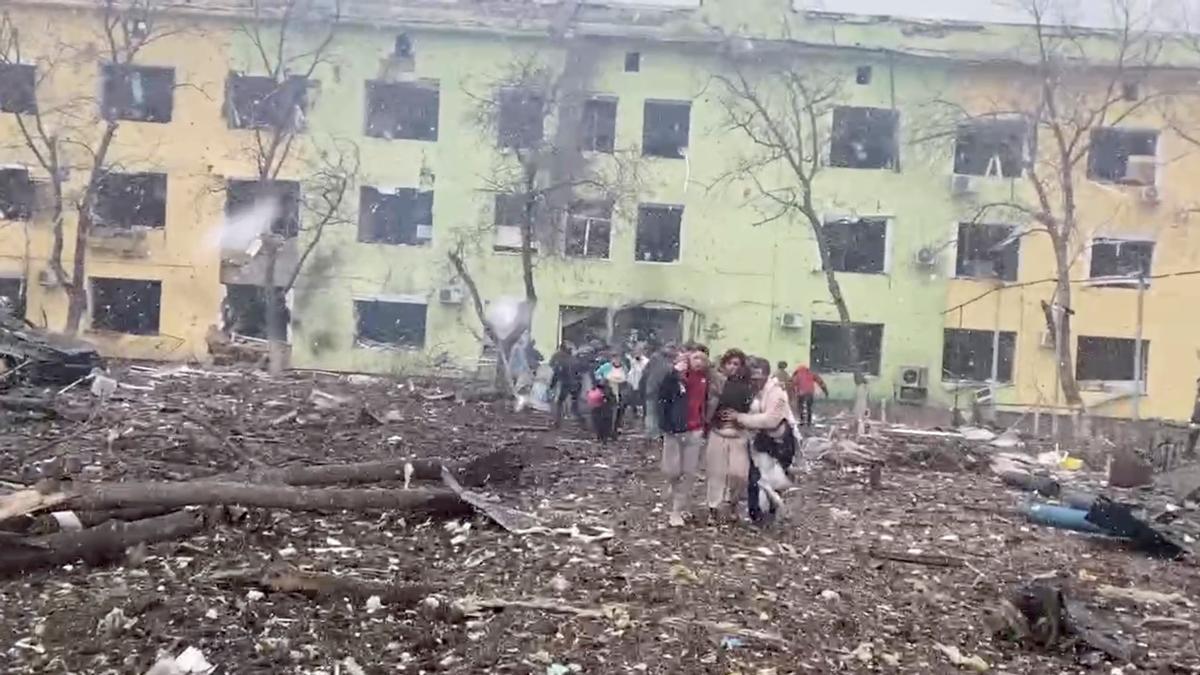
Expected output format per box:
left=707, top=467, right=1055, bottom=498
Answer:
left=231, top=451, right=524, bottom=489
left=263, top=245, right=287, bottom=375
left=1051, top=255, right=1083, bottom=409
left=0, top=509, right=207, bottom=578
left=0, top=481, right=473, bottom=517
left=63, top=207, right=91, bottom=334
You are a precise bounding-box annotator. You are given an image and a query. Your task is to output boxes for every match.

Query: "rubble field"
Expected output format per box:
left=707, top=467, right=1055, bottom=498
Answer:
left=1, top=364, right=1198, bottom=674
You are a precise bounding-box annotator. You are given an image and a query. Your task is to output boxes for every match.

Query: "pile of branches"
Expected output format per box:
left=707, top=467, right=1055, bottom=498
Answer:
left=0, top=451, right=524, bottom=577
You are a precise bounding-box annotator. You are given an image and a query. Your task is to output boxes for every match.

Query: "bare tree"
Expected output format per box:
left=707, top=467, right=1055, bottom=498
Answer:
left=711, top=41, right=871, bottom=415
left=0, top=0, right=178, bottom=332
left=925, top=0, right=1169, bottom=424
left=224, top=0, right=355, bottom=373
left=452, top=48, right=643, bottom=387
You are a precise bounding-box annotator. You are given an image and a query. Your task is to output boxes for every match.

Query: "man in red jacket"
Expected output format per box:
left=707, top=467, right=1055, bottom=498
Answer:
left=791, top=363, right=828, bottom=426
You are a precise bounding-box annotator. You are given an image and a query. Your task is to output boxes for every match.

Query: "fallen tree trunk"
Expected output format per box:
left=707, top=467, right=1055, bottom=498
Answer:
left=259, top=562, right=433, bottom=607
left=0, top=509, right=208, bottom=577
left=0, top=481, right=472, bottom=520
left=232, top=448, right=524, bottom=489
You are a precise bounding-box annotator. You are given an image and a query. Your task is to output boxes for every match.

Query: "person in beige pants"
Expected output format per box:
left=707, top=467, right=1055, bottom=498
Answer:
left=705, top=349, right=755, bottom=520
left=657, top=350, right=709, bottom=526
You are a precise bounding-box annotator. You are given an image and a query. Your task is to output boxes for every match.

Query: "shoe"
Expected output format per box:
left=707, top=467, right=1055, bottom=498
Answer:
left=668, top=513, right=685, bottom=528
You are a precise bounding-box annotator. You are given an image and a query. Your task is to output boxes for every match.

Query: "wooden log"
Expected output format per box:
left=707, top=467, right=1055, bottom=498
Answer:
left=0, top=481, right=472, bottom=518
left=0, top=509, right=207, bottom=577
left=259, top=562, right=433, bottom=607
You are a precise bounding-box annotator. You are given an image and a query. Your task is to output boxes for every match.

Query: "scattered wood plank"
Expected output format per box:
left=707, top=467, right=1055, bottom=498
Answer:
left=0, top=480, right=473, bottom=518
left=868, top=547, right=965, bottom=568
left=258, top=562, right=432, bottom=608
left=0, top=509, right=208, bottom=577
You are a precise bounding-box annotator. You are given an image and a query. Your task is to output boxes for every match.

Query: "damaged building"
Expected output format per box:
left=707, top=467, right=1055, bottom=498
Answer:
left=0, top=0, right=1199, bottom=422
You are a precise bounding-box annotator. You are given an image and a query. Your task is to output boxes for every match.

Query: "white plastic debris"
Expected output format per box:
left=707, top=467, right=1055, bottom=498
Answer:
left=365, top=595, right=384, bottom=613
left=246, top=589, right=265, bottom=602
left=51, top=511, right=83, bottom=531
left=174, top=646, right=216, bottom=673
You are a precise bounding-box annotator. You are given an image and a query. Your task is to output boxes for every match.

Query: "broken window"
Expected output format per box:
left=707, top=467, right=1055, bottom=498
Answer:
left=358, top=186, right=434, bottom=246
left=956, top=223, right=1020, bottom=281
left=354, top=299, right=426, bottom=348
left=225, top=179, right=300, bottom=238
left=0, top=63, right=36, bottom=114
left=810, top=321, right=883, bottom=376
left=92, top=172, right=167, bottom=229
left=830, top=106, right=898, bottom=170
left=581, top=97, right=617, bottom=153
left=365, top=80, right=439, bottom=141
left=222, top=283, right=288, bottom=339
left=613, top=306, right=683, bottom=346
left=90, top=277, right=161, bottom=335
left=493, top=193, right=532, bottom=253
left=1087, top=128, right=1157, bottom=184
left=225, top=74, right=309, bottom=131
left=635, top=204, right=682, bottom=263
left=560, top=305, right=609, bottom=347
left=0, top=168, right=35, bottom=221
left=101, top=64, right=174, bottom=123
left=1077, top=336, right=1148, bottom=383
left=1089, top=238, right=1153, bottom=286
left=642, top=100, right=690, bottom=159
left=855, top=66, right=872, bottom=85
left=624, top=52, right=641, bottom=72
left=942, top=328, right=1016, bottom=382
left=823, top=217, right=886, bottom=274
left=954, top=117, right=1030, bottom=178
left=497, top=88, right=545, bottom=149
left=565, top=201, right=612, bottom=259
left=0, top=277, right=25, bottom=319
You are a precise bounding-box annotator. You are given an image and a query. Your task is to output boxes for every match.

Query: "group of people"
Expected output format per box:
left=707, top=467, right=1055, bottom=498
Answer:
left=548, top=339, right=829, bottom=526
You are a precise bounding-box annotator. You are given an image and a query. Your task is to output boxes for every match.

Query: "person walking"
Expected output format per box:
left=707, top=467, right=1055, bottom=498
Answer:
left=790, top=362, right=828, bottom=426
left=736, top=357, right=797, bottom=524
left=657, top=350, right=705, bottom=527
left=705, top=349, right=754, bottom=522
left=593, top=353, right=627, bottom=442
left=640, top=343, right=677, bottom=446
left=549, top=342, right=586, bottom=429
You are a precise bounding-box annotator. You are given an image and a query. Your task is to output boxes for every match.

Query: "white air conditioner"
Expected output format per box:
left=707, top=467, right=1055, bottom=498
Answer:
left=415, top=224, right=433, bottom=241
left=438, top=287, right=463, bottom=304
left=1124, top=155, right=1157, bottom=186
left=779, top=312, right=805, bottom=329
left=898, top=365, right=928, bottom=388
left=897, top=385, right=928, bottom=404
left=494, top=225, right=522, bottom=249
left=914, top=247, right=938, bottom=268
left=950, top=174, right=977, bottom=196
left=1139, top=185, right=1161, bottom=204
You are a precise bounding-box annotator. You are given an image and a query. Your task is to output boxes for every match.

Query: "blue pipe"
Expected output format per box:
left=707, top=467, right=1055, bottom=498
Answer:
left=1022, top=502, right=1107, bottom=535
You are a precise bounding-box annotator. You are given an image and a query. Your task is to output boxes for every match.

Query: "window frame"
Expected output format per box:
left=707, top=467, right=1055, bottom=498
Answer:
left=634, top=203, right=683, bottom=264
left=952, top=116, right=1031, bottom=179
left=955, top=222, right=1020, bottom=282
left=364, top=79, right=440, bottom=142
left=1087, top=237, right=1154, bottom=288
left=89, top=276, right=163, bottom=335
left=357, top=185, right=435, bottom=246
left=352, top=297, right=428, bottom=349
left=821, top=216, right=888, bottom=274
left=809, top=320, right=884, bottom=376
left=1076, top=335, right=1149, bottom=385
left=101, top=63, right=175, bottom=124
left=829, top=105, right=899, bottom=171
left=92, top=171, right=168, bottom=229
left=641, top=100, right=690, bottom=159
left=941, top=327, right=1017, bottom=383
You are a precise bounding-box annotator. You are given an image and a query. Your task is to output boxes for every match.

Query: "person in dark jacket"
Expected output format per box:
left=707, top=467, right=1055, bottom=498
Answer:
left=549, top=343, right=585, bottom=429
left=658, top=349, right=708, bottom=527
left=640, top=343, right=677, bottom=445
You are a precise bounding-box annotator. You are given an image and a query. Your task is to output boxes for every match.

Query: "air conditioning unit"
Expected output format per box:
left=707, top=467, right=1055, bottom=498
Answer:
left=914, top=247, right=938, bottom=268
left=415, top=224, right=433, bottom=241
left=898, top=365, right=928, bottom=388
left=950, top=174, right=977, bottom=196
left=1124, top=155, right=1157, bottom=186
left=1139, top=185, right=1161, bottom=204
left=438, top=287, right=463, bottom=304
left=897, top=385, right=928, bottom=404
left=779, top=312, right=805, bottom=329
left=1038, top=331, right=1055, bottom=350
left=494, top=225, right=522, bottom=250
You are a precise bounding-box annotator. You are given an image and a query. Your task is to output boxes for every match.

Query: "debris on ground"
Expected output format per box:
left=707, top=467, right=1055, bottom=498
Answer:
left=1, top=363, right=1199, bottom=672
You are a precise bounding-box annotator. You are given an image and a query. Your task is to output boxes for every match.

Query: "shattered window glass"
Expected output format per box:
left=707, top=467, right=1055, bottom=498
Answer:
left=225, top=73, right=309, bottom=131
left=365, top=80, right=439, bottom=141
left=354, top=299, right=426, bottom=347
left=810, top=321, right=883, bottom=375
left=90, top=277, right=161, bottom=334
left=830, top=106, right=898, bottom=170
left=357, top=186, right=434, bottom=245
left=635, top=204, right=682, bottom=263
left=101, top=64, right=174, bottom=123
left=942, top=328, right=1016, bottom=382
left=92, top=172, right=168, bottom=229
left=642, top=100, right=689, bottom=159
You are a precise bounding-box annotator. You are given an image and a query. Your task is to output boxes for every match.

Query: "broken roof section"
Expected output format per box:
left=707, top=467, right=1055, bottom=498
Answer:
left=796, top=0, right=1200, bottom=34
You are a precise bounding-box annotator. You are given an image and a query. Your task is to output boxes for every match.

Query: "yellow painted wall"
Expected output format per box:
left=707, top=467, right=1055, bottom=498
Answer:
left=945, top=65, right=1200, bottom=421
